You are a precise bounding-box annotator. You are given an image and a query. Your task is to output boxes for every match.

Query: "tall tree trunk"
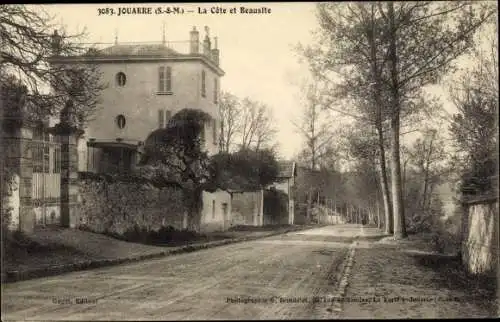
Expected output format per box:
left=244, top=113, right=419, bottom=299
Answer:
left=376, top=198, right=382, bottom=229
left=377, top=129, right=393, bottom=234
left=421, top=133, right=434, bottom=213
left=390, top=114, right=407, bottom=238
left=367, top=3, right=393, bottom=234
left=388, top=2, right=407, bottom=239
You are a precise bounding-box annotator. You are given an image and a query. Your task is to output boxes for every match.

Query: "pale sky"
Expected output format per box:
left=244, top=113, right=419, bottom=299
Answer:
left=41, top=3, right=318, bottom=159
left=39, top=3, right=496, bottom=161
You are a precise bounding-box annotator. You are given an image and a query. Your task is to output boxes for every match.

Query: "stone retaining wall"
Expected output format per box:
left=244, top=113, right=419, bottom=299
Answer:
left=461, top=197, right=499, bottom=276
left=77, top=176, right=186, bottom=235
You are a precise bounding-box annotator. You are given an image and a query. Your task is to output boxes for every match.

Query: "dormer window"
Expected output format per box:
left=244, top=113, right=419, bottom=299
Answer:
left=158, top=66, right=172, bottom=94
left=116, top=72, right=126, bottom=87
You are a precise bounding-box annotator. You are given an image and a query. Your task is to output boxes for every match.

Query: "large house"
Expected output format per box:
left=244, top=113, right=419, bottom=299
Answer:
left=47, top=26, right=232, bottom=232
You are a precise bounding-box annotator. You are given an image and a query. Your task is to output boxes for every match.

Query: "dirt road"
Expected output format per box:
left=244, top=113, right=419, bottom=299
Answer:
left=2, top=225, right=366, bottom=320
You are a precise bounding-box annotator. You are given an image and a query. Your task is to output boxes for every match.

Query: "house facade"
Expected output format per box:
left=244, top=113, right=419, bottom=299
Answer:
left=43, top=26, right=231, bottom=232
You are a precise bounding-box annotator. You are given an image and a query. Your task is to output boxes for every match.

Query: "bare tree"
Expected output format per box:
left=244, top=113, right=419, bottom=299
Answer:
left=380, top=1, right=495, bottom=239
left=293, top=79, right=339, bottom=171
left=299, top=1, right=495, bottom=238
left=0, top=4, right=106, bottom=126
left=218, top=92, right=277, bottom=152
left=218, top=91, right=241, bottom=153
left=449, top=19, right=498, bottom=197
left=238, top=97, right=277, bottom=151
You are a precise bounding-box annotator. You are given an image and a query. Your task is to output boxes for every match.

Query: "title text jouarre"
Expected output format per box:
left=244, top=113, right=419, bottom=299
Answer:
left=98, top=6, right=271, bottom=16
left=198, top=6, right=272, bottom=14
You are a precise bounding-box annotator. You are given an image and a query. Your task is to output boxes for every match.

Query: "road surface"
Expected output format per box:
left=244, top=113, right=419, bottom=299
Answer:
left=2, top=225, right=372, bottom=320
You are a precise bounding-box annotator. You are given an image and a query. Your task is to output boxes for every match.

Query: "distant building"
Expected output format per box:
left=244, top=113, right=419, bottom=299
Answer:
left=226, top=160, right=297, bottom=227
left=267, top=161, right=297, bottom=225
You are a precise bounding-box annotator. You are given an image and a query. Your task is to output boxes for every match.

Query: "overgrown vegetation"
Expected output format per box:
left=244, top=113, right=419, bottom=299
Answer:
left=139, top=108, right=281, bottom=232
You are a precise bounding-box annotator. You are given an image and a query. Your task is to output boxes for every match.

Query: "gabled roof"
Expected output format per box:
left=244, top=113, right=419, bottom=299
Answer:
left=277, top=160, right=296, bottom=178
left=94, top=44, right=180, bottom=57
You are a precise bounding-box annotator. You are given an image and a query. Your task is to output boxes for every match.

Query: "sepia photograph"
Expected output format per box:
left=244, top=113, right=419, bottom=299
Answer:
left=1, top=2, right=499, bottom=320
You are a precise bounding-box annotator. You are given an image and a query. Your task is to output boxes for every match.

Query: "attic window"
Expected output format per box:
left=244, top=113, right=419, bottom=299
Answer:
left=116, top=72, right=126, bottom=87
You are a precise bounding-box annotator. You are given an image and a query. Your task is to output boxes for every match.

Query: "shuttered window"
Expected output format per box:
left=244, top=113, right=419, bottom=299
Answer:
left=158, top=109, right=164, bottom=128
left=158, top=66, right=172, bottom=93
left=166, top=66, right=172, bottom=92
left=201, top=70, right=206, bottom=97
left=165, top=109, right=172, bottom=127
left=213, top=77, right=218, bottom=104
left=158, top=66, right=165, bottom=92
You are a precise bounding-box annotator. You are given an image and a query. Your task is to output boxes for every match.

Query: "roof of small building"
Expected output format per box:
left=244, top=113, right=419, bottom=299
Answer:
left=95, top=44, right=180, bottom=57
left=277, top=160, right=296, bottom=178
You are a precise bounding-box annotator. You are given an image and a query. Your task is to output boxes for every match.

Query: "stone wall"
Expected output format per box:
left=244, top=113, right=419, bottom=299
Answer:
left=461, top=197, right=499, bottom=276
left=2, top=124, right=34, bottom=232
left=231, top=191, right=262, bottom=227
left=77, top=176, right=186, bottom=235
left=199, top=189, right=232, bottom=233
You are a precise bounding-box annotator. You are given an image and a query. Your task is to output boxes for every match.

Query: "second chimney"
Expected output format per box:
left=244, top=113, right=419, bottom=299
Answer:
left=190, top=26, right=199, bottom=54
left=203, top=26, right=211, bottom=56
left=211, top=37, right=219, bottom=65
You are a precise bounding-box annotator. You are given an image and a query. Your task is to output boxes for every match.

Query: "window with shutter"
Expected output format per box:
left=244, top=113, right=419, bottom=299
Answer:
left=213, top=78, right=218, bottom=104
left=165, top=110, right=172, bottom=127
left=201, top=70, right=206, bottom=97
left=158, top=66, right=165, bottom=92
left=166, top=66, right=172, bottom=92
left=158, top=109, right=164, bottom=128
left=212, top=119, right=217, bottom=144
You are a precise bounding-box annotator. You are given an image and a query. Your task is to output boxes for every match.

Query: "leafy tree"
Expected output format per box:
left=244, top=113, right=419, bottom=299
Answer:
left=211, top=148, right=280, bottom=191
left=140, top=108, right=213, bottom=231
left=141, top=109, right=280, bottom=231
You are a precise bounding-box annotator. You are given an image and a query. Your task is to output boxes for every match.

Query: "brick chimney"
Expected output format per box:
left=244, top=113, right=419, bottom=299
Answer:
left=203, top=26, right=211, bottom=56
left=190, top=26, right=199, bottom=54
left=51, top=30, right=62, bottom=55
left=211, top=37, right=220, bottom=65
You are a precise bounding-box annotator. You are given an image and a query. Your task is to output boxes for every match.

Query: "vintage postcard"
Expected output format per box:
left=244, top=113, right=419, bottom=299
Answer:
left=1, top=2, right=498, bottom=320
